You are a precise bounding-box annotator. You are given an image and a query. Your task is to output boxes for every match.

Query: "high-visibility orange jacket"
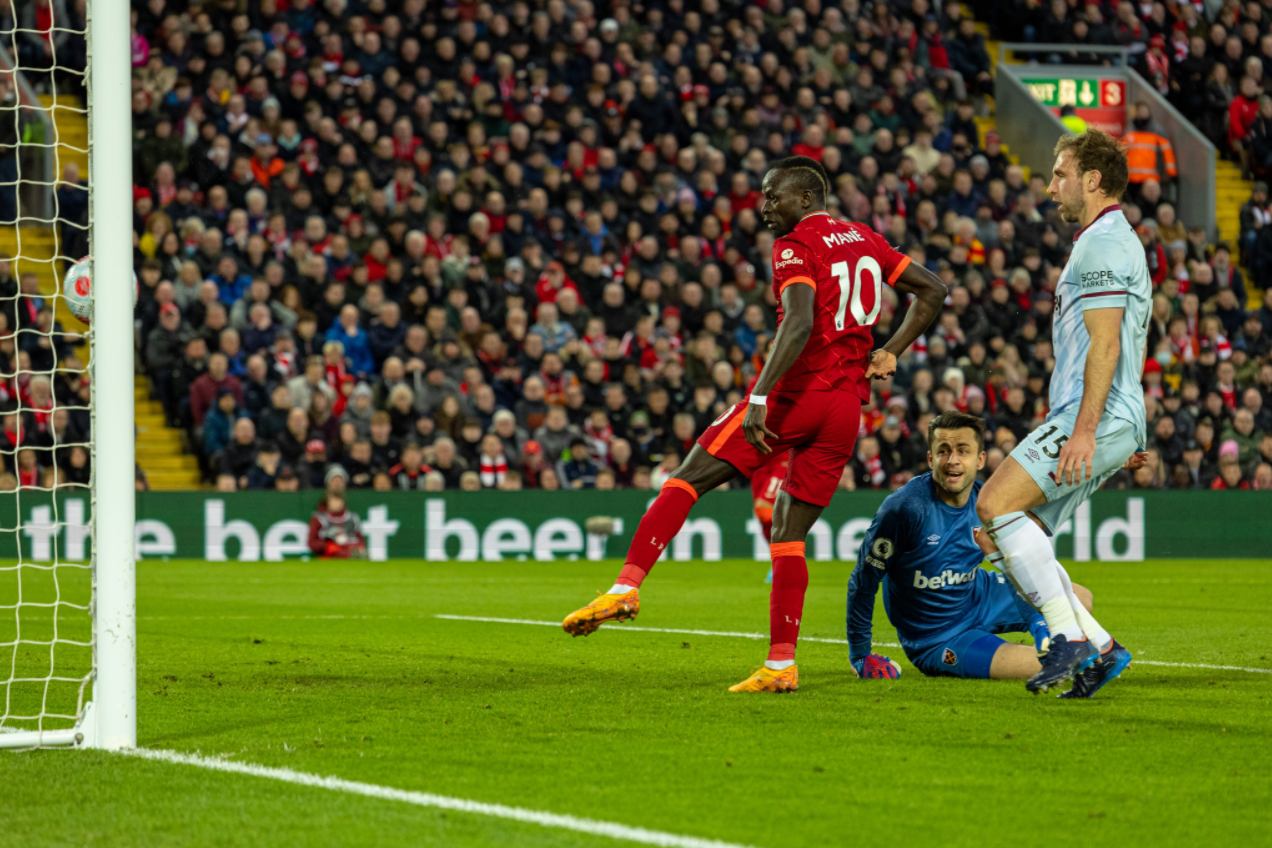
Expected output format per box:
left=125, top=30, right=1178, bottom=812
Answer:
left=1122, top=130, right=1177, bottom=184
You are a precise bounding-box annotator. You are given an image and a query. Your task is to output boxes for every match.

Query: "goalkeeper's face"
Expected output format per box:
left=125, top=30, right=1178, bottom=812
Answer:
left=928, top=428, right=986, bottom=498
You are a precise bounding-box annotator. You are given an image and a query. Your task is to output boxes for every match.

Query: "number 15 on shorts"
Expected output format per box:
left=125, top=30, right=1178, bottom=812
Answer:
left=1024, top=423, right=1068, bottom=464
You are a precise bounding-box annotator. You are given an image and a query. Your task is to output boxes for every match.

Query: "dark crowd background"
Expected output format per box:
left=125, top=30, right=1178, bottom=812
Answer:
left=8, top=0, right=1271, bottom=497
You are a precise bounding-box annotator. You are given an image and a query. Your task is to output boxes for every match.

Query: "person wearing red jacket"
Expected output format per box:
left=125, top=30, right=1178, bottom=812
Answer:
left=534, top=261, right=579, bottom=304
left=189, top=352, right=244, bottom=426
left=248, top=134, right=284, bottom=189
left=308, top=489, right=366, bottom=558
left=1229, top=76, right=1262, bottom=166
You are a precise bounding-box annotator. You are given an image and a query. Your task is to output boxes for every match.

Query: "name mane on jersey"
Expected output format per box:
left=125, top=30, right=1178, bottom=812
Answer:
left=821, top=230, right=865, bottom=248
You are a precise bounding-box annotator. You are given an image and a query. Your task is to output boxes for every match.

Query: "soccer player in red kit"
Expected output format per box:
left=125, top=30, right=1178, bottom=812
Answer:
left=562, top=156, right=947, bottom=691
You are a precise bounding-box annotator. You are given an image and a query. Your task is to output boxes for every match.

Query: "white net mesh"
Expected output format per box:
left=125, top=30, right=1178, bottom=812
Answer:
left=0, top=4, right=93, bottom=741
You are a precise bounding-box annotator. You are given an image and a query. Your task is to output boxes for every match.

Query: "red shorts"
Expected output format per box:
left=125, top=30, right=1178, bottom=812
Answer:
left=697, top=388, right=862, bottom=508
left=750, top=453, right=789, bottom=504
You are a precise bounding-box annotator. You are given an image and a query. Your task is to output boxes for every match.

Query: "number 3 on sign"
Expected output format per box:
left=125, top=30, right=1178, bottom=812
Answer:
left=831, top=256, right=883, bottom=330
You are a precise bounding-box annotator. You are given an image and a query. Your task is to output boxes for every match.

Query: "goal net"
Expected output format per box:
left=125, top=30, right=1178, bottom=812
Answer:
left=0, top=0, right=134, bottom=750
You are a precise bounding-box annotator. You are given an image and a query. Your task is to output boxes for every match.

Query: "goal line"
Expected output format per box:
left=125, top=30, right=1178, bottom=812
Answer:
left=124, top=747, right=762, bottom=848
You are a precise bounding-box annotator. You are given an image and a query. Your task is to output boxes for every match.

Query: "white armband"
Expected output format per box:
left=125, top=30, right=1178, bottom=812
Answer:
left=750, top=394, right=767, bottom=406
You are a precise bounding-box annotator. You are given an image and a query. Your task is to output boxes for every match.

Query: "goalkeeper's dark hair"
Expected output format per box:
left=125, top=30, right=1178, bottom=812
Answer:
left=767, top=156, right=831, bottom=205
left=927, top=411, right=986, bottom=453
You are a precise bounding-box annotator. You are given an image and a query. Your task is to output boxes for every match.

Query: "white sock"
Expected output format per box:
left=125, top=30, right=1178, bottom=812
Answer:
left=1055, top=563, right=1112, bottom=652
left=765, top=659, right=794, bottom=670
left=607, top=583, right=637, bottom=594
left=989, top=513, right=1085, bottom=642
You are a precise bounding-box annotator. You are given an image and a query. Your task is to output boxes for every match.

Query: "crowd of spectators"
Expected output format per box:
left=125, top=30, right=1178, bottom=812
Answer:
left=104, top=0, right=1272, bottom=496
left=987, top=0, right=1272, bottom=172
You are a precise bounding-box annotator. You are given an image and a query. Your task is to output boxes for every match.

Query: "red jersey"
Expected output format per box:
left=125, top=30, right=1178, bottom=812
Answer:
left=771, top=212, right=911, bottom=398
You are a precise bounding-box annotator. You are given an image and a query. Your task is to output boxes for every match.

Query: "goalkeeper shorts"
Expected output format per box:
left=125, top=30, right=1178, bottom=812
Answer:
left=908, top=630, right=1006, bottom=679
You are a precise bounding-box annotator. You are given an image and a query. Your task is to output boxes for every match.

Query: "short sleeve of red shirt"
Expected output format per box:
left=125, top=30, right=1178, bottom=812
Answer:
left=772, top=237, right=818, bottom=295
left=863, top=229, right=913, bottom=286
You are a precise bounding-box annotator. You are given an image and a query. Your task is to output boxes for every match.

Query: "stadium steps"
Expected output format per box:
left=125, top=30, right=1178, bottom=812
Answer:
left=973, top=115, right=1028, bottom=181
left=1215, top=160, right=1248, bottom=242
left=135, top=375, right=202, bottom=490
left=0, top=95, right=89, bottom=340
left=39, top=93, right=89, bottom=178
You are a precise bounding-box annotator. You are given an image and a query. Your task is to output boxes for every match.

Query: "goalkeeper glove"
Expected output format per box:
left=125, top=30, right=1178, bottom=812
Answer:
left=852, top=654, right=901, bottom=679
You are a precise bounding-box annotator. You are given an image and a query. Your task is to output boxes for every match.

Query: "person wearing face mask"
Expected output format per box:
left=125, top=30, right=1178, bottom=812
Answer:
left=1122, top=102, right=1177, bottom=206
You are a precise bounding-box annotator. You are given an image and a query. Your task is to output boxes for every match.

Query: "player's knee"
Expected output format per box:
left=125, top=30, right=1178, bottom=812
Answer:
left=974, top=495, right=998, bottom=526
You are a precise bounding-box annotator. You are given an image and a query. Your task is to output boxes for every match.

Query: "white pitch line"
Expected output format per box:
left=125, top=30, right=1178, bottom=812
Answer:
left=434, top=614, right=902, bottom=649
left=1131, top=660, right=1272, bottom=674
left=121, top=748, right=761, bottom=848
left=435, top=615, right=1272, bottom=675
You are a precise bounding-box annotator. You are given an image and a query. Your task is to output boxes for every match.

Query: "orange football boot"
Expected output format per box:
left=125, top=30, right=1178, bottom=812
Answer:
left=562, top=588, right=640, bottom=636
left=728, top=665, right=799, bottom=693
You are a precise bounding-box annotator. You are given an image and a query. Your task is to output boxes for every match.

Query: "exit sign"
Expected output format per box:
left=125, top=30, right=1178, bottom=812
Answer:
left=1020, top=77, right=1126, bottom=136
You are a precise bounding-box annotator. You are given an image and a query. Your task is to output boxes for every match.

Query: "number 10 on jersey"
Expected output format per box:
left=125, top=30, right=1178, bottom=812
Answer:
left=831, top=256, right=884, bottom=331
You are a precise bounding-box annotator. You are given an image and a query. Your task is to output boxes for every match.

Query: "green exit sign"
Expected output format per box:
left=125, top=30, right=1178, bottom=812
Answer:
left=1022, top=77, right=1126, bottom=109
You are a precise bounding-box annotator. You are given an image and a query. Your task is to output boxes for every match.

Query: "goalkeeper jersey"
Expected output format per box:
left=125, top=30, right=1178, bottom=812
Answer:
left=847, top=474, right=1018, bottom=658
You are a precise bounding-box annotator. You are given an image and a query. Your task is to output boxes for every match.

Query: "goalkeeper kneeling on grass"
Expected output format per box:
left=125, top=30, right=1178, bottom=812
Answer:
left=846, top=411, right=1095, bottom=681
left=308, top=488, right=367, bottom=559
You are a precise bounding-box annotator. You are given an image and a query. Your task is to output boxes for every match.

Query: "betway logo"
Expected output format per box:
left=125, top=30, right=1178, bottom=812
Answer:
left=912, top=569, right=977, bottom=590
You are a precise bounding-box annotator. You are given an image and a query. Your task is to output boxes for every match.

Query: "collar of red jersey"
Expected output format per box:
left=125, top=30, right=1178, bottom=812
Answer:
left=796, top=211, right=832, bottom=229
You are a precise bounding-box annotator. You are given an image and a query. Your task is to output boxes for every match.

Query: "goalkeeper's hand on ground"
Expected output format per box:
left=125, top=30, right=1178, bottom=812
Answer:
left=852, top=654, right=901, bottom=679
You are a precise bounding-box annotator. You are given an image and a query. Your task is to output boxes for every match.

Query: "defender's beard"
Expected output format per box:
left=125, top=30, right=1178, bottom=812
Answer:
left=1058, top=194, right=1083, bottom=223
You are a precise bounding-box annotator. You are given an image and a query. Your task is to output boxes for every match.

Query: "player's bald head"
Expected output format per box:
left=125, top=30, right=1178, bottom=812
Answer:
left=766, top=155, right=830, bottom=205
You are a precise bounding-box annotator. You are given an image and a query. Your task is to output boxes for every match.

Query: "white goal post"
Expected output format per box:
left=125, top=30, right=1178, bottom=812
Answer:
left=0, top=0, right=134, bottom=750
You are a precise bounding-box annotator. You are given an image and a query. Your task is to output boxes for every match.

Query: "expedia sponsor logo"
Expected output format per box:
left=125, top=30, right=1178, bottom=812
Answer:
left=912, top=569, right=977, bottom=590
left=775, top=257, right=804, bottom=269
left=1080, top=270, right=1116, bottom=288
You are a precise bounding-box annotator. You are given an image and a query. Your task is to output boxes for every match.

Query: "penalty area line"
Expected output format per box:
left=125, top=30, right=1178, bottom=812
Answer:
left=435, top=615, right=1272, bottom=675
left=434, top=614, right=902, bottom=649
left=121, top=748, right=761, bottom=848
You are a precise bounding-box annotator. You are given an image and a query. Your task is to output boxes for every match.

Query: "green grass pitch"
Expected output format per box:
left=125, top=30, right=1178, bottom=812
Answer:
left=2, top=557, right=1270, bottom=848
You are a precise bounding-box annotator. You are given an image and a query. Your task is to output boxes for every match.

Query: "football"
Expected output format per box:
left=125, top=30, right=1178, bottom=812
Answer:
left=61, top=256, right=138, bottom=325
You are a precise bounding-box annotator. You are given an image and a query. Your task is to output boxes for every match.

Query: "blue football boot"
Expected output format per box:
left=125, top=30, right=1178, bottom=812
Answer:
left=1058, top=639, right=1132, bottom=699
left=1026, top=633, right=1099, bottom=694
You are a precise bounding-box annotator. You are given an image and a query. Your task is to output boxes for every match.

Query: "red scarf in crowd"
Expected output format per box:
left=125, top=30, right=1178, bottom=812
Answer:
left=479, top=451, right=507, bottom=487
left=859, top=450, right=885, bottom=488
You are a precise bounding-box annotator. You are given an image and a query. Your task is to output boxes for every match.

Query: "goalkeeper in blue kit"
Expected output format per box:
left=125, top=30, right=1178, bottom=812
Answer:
left=847, top=412, right=1100, bottom=683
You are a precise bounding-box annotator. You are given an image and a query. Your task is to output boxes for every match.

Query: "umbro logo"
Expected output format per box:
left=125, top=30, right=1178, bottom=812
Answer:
left=926, top=534, right=941, bottom=545
left=1028, top=449, right=1040, bottom=462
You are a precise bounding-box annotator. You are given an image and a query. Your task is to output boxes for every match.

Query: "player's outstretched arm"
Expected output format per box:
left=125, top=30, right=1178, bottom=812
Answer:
left=743, top=282, right=815, bottom=453
left=867, top=260, right=947, bottom=379
left=1056, top=306, right=1123, bottom=485
left=847, top=513, right=902, bottom=680
left=846, top=556, right=882, bottom=662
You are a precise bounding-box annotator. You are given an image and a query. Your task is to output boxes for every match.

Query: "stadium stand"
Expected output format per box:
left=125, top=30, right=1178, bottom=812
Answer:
left=18, top=0, right=1272, bottom=494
